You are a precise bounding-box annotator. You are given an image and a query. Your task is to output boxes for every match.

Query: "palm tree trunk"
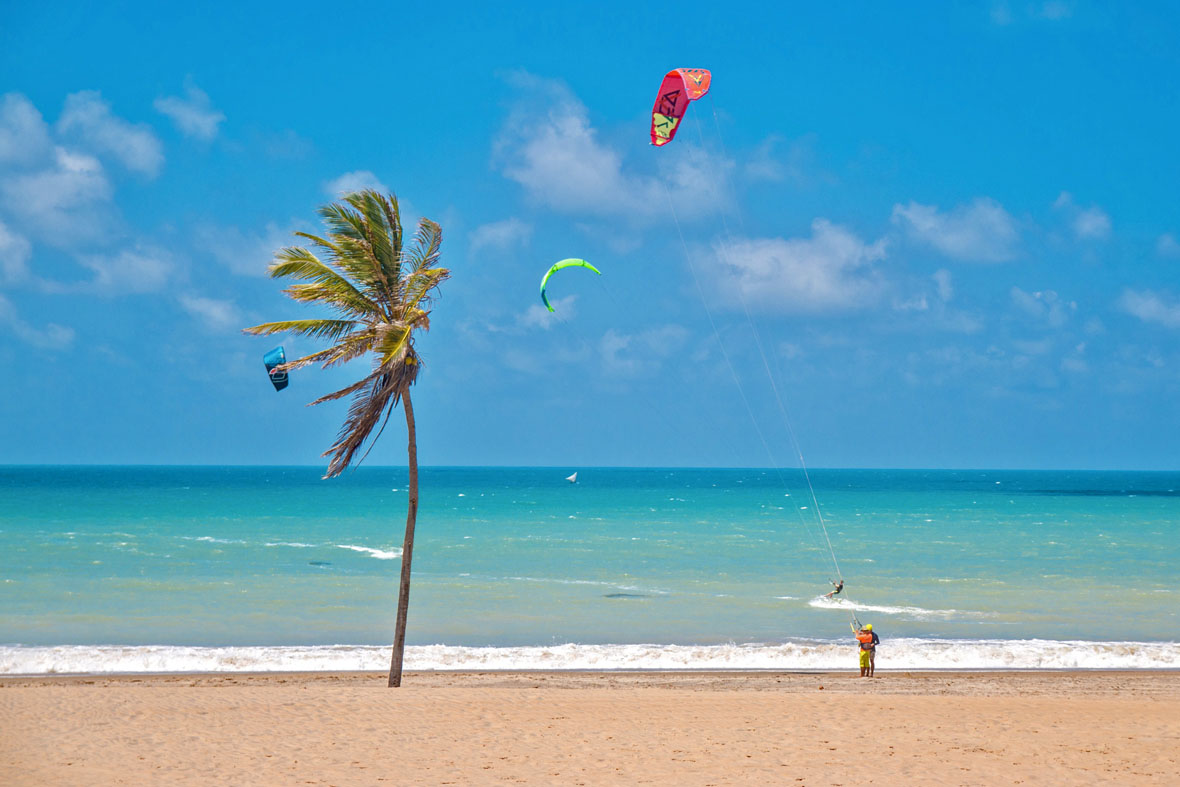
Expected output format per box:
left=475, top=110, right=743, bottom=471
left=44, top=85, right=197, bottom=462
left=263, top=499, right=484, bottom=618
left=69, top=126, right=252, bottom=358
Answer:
left=388, top=386, right=418, bottom=687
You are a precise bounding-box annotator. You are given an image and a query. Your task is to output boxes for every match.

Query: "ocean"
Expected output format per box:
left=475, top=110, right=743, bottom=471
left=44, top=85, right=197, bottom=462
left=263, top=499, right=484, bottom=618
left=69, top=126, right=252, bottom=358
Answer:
left=1, top=466, right=1177, bottom=674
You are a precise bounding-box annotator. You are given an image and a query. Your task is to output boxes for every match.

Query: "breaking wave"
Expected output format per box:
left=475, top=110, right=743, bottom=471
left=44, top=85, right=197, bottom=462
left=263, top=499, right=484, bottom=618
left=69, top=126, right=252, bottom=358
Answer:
left=3, top=639, right=1178, bottom=675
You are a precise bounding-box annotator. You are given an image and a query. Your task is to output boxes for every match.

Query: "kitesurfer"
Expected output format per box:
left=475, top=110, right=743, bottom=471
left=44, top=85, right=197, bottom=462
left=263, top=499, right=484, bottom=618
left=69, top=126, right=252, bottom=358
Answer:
left=824, top=579, right=844, bottom=599
left=856, top=623, right=879, bottom=677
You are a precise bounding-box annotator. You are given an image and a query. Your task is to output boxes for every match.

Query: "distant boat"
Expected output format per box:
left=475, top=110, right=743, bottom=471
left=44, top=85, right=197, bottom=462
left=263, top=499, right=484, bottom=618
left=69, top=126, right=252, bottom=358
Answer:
left=565, top=472, right=578, bottom=484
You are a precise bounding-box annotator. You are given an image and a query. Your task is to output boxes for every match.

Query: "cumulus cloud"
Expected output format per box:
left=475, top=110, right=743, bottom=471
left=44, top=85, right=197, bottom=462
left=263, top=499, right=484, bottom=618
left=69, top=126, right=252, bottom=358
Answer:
left=519, top=296, right=575, bottom=330
left=1010, top=287, right=1074, bottom=327
left=57, top=91, right=163, bottom=176
left=154, top=80, right=225, bottom=140
left=744, top=133, right=833, bottom=186
left=1, top=146, right=113, bottom=245
left=0, top=219, right=32, bottom=284
left=74, top=244, right=173, bottom=294
left=1118, top=289, right=1180, bottom=328
left=891, top=198, right=1018, bottom=261
left=600, top=324, right=688, bottom=376
left=705, top=219, right=887, bottom=312
left=179, top=294, right=240, bottom=331
left=933, top=269, right=953, bottom=301
left=1156, top=233, right=1180, bottom=258
left=0, top=293, right=74, bottom=349
left=991, top=1, right=1073, bottom=24
left=1053, top=191, right=1111, bottom=240
left=324, top=170, right=388, bottom=195
left=0, top=93, right=53, bottom=166
left=469, top=217, right=532, bottom=255
left=197, top=221, right=295, bottom=277
left=494, top=72, right=729, bottom=224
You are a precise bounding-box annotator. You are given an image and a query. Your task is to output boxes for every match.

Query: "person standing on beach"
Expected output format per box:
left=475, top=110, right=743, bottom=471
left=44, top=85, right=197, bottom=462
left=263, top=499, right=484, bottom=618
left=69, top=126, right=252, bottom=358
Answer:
left=856, top=624, right=879, bottom=677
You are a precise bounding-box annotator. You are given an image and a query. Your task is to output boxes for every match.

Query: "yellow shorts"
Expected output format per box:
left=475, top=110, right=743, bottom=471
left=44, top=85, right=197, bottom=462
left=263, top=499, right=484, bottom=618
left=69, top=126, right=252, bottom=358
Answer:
left=859, top=649, right=871, bottom=669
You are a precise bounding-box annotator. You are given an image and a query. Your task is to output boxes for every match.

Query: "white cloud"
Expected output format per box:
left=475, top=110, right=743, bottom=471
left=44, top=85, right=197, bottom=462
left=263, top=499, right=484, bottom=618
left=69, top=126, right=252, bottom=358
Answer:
left=744, top=133, right=833, bottom=186
left=179, top=294, right=240, bottom=331
left=57, top=91, right=163, bottom=176
left=1038, top=1, right=1073, bottom=20
left=154, top=80, right=226, bottom=140
left=933, top=269, right=953, bottom=301
left=1156, top=233, right=1180, bottom=258
left=0, top=219, right=31, bottom=284
left=0, top=293, right=74, bottom=349
left=1010, top=287, right=1074, bottom=327
left=520, top=296, right=575, bottom=329
left=893, top=294, right=928, bottom=312
left=1118, top=289, right=1180, bottom=328
left=197, top=221, right=295, bottom=277
left=75, top=244, right=173, bottom=293
left=1053, top=191, right=1111, bottom=240
left=469, top=217, right=532, bottom=255
left=600, top=324, right=688, bottom=375
left=493, top=73, right=729, bottom=224
left=0, top=146, right=113, bottom=244
left=991, top=1, right=1072, bottom=24
left=705, top=219, right=887, bottom=312
left=324, top=170, right=388, bottom=195
left=0, top=93, right=52, bottom=166
left=891, top=198, right=1018, bottom=261
left=1074, top=206, right=1111, bottom=239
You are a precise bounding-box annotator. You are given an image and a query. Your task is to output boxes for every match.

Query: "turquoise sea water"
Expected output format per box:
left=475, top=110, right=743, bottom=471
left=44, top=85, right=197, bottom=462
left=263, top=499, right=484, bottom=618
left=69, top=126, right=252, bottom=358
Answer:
left=1, top=466, right=1177, bottom=672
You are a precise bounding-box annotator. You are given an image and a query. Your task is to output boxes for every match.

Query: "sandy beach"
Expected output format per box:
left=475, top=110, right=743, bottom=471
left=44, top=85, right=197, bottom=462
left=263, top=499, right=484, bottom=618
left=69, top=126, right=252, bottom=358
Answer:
left=3, top=670, right=1177, bottom=785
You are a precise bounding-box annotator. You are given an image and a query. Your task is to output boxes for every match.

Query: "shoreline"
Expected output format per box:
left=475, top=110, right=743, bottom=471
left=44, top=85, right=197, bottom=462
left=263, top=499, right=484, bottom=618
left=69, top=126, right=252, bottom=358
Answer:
left=3, top=670, right=1177, bottom=784
left=5, top=668, right=1180, bottom=692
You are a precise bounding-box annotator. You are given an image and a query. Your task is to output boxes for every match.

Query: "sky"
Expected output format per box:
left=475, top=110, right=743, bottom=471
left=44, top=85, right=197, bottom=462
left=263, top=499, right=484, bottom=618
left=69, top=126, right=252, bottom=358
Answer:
left=1, top=0, right=1179, bottom=469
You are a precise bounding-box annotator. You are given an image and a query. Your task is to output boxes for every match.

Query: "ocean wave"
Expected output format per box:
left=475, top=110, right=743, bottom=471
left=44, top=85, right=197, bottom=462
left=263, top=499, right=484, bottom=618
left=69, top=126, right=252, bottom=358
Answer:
left=808, top=596, right=986, bottom=620
left=336, top=544, right=402, bottom=560
left=265, top=542, right=317, bottom=548
left=3, top=639, right=1178, bottom=675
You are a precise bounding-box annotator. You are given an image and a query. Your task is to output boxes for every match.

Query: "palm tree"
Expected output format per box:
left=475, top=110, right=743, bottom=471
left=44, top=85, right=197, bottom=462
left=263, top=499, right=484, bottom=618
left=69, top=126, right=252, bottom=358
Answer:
left=243, top=189, right=449, bottom=687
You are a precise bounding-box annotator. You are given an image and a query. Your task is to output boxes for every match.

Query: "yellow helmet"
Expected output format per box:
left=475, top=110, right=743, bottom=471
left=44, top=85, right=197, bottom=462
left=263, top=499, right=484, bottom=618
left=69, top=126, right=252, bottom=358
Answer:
left=864, top=624, right=872, bottom=631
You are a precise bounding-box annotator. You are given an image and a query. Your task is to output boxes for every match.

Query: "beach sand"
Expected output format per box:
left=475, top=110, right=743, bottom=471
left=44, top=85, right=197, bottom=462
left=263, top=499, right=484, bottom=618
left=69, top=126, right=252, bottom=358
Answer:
left=2, top=671, right=1177, bottom=785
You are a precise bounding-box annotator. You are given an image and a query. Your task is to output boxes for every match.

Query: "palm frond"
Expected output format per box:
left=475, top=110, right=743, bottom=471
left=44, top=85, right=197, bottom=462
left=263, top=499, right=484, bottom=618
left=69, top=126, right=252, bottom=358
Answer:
left=283, top=283, right=379, bottom=319
left=242, top=319, right=357, bottom=341
left=405, top=218, right=443, bottom=276
left=307, top=365, right=385, bottom=406
left=269, top=249, right=378, bottom=313
left=374, top=323, right=412, bottom=366
left=321, top=371, right=398, bottom=478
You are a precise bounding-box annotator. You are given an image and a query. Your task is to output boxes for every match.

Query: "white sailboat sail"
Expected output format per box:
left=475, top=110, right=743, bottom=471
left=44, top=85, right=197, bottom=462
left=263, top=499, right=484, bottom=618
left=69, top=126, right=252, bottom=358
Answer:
left=565, top=472, right=578, bottom=483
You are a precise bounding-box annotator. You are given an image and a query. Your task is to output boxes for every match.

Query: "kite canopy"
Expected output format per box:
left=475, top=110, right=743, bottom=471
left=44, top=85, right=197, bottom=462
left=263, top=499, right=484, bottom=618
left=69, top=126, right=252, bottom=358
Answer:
left=263, top=346, right=289, bottom=391
left=539, top=259, right=601, bottom=313
left=650, top=68, right=712, bottom=147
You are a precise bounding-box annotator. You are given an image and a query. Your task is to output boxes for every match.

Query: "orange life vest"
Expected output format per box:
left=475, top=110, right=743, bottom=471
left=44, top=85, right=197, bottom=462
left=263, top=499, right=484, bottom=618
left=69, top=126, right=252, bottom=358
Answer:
left=856, top=630, right=874, bottom=645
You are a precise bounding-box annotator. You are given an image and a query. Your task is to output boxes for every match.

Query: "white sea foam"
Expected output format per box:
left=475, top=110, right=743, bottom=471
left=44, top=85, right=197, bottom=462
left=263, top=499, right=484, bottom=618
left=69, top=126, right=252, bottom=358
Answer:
left=809, top=596, right=986, bottom=620
left=3, top=639, right=1178, bottom=675
left=265, top=542, right=317, bottom=548
left=336, top=544, right=402, bottom=560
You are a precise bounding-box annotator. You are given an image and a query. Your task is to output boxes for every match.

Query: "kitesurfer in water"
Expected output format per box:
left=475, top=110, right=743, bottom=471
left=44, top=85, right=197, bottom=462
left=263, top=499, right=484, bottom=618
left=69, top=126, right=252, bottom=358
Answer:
left=824, top=579, right=844, bottom=599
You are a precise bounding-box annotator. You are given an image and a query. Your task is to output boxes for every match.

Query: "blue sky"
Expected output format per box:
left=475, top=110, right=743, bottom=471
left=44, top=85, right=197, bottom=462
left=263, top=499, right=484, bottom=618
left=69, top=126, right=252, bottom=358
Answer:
left=2, top=1, right=1179, bottom=469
